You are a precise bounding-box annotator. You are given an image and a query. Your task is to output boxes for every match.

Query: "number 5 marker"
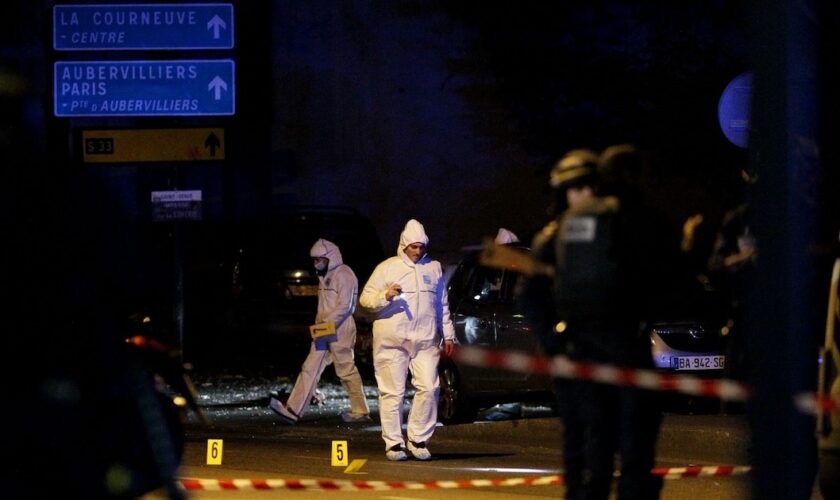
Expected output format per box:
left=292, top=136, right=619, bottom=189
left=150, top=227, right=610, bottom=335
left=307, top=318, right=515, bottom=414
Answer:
left=331, top=440, right=348, bottom=466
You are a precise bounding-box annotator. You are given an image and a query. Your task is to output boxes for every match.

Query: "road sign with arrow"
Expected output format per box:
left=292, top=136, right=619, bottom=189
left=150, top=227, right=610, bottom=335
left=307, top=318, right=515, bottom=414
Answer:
left=82, top=128, right=225, bottom=163
left=53, top=4, right=234, bottom=51
left=55, top=59, right=235, bottom=117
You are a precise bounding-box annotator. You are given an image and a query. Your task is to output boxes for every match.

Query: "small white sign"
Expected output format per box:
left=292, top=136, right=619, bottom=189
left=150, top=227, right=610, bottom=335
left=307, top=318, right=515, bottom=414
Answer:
left=151, top=190, right=202, bottom=203
left=151, top=190, right=202, bottom=221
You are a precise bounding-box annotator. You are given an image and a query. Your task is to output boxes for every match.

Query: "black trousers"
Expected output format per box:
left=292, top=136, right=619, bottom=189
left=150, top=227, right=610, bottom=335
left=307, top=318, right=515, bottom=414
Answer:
left=559, top=378, right=663, bottom=500
left=560, top=326, right=664, bottom=500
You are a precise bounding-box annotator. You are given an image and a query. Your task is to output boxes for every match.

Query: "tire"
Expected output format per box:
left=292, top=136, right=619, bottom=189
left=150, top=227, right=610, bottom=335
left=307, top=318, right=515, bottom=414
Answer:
left=438, top=363, right=477, bottom=424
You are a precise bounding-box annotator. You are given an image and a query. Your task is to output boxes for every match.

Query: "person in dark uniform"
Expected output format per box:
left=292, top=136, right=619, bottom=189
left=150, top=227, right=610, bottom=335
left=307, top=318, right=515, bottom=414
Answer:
left=520, top=144, right=685, bottom=500
left=589, top=144, right=685, bottom=500
left=519, top=148, right=600, bottom=500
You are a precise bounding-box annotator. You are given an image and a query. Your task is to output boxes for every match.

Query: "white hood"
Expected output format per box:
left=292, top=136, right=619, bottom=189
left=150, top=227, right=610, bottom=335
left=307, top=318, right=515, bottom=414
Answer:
left=494, top=227, right=520, bottom=244
left=397, top=219, right=429, bottom=256
left=310, top=238, right=343, bottom=270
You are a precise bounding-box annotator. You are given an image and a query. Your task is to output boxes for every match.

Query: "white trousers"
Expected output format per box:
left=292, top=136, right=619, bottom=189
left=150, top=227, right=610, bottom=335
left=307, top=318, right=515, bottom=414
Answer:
left=373, top=336, right=440, bottom=450
left=286, top=332, right=369, bottom=419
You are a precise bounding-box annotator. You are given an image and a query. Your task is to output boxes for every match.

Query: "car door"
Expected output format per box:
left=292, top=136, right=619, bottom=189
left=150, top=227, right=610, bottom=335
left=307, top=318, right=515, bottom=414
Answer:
left=448, top=256, right=519, bottom=390
left=493, top=269, right=550, bottom=389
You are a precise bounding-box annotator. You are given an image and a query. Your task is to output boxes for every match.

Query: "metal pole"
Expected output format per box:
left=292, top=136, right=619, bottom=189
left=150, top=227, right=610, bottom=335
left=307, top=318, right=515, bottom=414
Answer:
left=747, top=0, right=820, bottom=497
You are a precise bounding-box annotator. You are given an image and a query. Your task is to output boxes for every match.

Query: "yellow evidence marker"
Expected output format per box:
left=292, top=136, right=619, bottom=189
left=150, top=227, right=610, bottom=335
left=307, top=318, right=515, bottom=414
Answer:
left=344, top=459, right=368, bottom=474
left=207, top=439, right=223, bottom=465
left=331, top=440, right=348, bottom=466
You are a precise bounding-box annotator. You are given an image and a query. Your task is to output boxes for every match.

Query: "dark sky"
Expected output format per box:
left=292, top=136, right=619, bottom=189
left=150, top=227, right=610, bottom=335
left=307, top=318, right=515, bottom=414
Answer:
left=2, top=0, right=834, bottom=278
left=267, top=1, right=753, bottom=251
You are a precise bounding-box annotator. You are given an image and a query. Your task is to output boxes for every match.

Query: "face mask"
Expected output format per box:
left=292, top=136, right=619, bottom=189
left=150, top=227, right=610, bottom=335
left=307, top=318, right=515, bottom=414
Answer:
left=314, top=261, right=327, bottom=272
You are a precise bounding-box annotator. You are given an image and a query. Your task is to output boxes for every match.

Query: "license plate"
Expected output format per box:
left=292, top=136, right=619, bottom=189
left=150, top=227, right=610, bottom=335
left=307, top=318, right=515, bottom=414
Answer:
left=672, top=355, right=725, bottom=371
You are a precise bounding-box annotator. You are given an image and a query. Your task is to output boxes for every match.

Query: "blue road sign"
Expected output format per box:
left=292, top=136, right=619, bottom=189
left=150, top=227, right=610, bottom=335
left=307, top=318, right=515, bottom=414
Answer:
left=718, top=72, right=752, bottom=149
left=54, top=60, right=235, bottom=117
left=54, top=3, right=234, bottom=50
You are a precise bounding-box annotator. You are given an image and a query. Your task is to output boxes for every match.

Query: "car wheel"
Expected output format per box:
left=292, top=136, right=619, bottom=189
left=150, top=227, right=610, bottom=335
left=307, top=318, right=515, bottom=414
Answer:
left=438, top=363, right=477, bottom=424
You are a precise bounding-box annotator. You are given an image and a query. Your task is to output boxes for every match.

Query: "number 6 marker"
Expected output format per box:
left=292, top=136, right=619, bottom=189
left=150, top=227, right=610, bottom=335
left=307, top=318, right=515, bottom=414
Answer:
left=206, top=439, right=223, bottom=465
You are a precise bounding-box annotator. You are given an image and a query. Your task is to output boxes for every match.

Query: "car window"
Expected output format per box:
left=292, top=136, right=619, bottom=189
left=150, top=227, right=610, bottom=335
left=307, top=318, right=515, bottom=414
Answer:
left=500, top=269, right=523, bottom=305
left=446, top=258, right=473, bottom=305
left=466, top=265, right=504, bottom=304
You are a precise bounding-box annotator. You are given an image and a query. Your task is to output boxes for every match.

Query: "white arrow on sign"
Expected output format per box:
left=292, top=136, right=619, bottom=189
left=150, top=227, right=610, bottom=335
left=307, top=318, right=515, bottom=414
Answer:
left=208, top=76, right=228, bottom=100
left=207, top=15, right=227, bottom=39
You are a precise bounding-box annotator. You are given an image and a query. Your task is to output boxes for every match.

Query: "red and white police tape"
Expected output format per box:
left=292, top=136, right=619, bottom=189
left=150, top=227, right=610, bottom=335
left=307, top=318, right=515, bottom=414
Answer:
left=450, top=345, right=838, bottom=415
left=650, top=465, right=752, bottom=480
left=451, top=345, right=751, bottom=401
left=179, top=476, right=563, bottom=491
left=179, top=466, right=753, bottom=491
left=795, top=391, right=840, bottom=416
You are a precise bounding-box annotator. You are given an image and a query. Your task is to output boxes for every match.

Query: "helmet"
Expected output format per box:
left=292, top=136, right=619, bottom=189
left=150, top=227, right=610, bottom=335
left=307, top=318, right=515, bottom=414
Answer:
left=597, top=143, right=644, bottom=197
left=549, top=149, right=599, bottom=189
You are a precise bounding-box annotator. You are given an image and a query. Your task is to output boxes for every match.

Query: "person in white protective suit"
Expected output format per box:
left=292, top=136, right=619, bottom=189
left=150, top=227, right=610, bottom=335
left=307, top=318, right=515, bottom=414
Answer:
left=494, top=227, right=520, bottom=244
left=359, top=219, right=456, bottom=461
left=269, top=238, right=371, bottom=424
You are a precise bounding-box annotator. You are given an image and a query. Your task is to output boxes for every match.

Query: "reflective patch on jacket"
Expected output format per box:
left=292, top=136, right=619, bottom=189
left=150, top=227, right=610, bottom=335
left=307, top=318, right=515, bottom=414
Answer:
left=562, top=216, right=597, bottom=242
left=554, top=196, right=621, bottom=319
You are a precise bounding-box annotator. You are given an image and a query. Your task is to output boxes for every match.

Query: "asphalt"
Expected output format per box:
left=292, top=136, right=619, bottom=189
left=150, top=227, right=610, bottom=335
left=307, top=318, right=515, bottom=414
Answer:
left=190, top=373, right=752, bottom=466
left=435, top=413, right=751, bottom=465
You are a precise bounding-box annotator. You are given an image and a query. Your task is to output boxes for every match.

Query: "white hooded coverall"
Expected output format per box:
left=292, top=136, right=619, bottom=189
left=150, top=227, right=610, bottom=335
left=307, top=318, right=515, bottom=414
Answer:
left=359, top=220, right=456, bottom=450
left=284, top=239, right=370, bottom=419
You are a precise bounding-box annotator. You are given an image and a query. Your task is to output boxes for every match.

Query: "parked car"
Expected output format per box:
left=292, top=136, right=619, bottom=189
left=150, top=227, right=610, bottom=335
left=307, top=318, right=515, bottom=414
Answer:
left=649, top=270, right=732, bottom=376
left=122, top=207, right=383, bottom=373
left=224, top=206, right=384, bottom=370
left=648, top=274, right=734, bottom=413
left=438, top=243, right=555, bottom=423
left=438, top=243, right=732, bottom=423
left=650, top=321, right=727, bottom=373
